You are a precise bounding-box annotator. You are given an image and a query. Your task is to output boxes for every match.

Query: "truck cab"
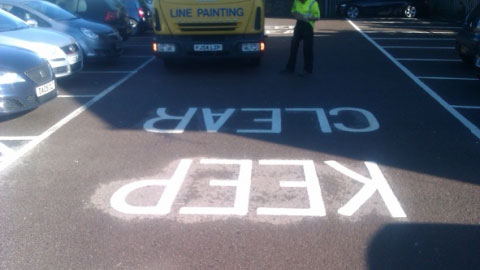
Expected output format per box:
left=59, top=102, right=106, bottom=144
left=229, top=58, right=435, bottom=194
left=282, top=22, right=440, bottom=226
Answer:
left=152, top=0, right=265, bottom=65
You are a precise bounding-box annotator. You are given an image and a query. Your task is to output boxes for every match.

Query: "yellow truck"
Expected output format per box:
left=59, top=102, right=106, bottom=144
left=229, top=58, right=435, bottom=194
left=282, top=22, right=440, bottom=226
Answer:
left=151, top=0, right=265, bottom=66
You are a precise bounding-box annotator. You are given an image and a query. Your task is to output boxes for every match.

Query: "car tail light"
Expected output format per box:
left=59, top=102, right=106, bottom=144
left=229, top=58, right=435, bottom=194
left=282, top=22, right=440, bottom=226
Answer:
left=138, top=8, right=145, bottom=19
left=105, top=11, right=118, bottom=22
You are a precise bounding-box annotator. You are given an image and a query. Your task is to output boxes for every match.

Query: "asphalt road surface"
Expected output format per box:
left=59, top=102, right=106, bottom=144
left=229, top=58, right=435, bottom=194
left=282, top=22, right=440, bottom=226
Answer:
left=1, top=18, right=479, bottom=270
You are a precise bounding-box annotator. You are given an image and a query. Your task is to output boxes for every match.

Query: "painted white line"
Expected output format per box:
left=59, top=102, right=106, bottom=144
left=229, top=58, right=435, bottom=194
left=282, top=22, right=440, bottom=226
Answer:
left=0, top=136, right=36, bottom=141
left=372, top=37, right=456, bottom=41
left=123, top=45, right=152, bottom=47
left=383, top=46, right=455, bottom=49
left=0, top=143, right=15, bottom=157
left=362, top=25, right=461, bottom=29
left=0, top=57, right=155, bottom=173
left=58, top=95, right=96, bottom=98
left=418, top=76, right=479, bottom=81
left=364, top=30, right=456, bottom=34
left=80, top=71, right=132, bottom=74
left=452, top=105, right=480, bottom=109
left=120, top=55, right=152, bottom=58
left=348, top=20, right=480, bottom=140
left=397, top=58, right=462, bottom=62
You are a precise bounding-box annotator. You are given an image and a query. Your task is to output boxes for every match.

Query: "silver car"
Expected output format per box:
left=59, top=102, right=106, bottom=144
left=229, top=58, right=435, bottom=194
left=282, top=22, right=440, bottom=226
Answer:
left=0, top=9, right=82, bottom=78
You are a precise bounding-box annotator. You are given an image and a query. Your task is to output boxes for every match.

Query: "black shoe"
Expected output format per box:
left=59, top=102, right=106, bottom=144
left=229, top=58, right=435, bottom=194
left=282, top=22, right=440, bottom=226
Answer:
left=279, top=69, right=294, bottom=75
left=297, top=71, right=312, bottom=77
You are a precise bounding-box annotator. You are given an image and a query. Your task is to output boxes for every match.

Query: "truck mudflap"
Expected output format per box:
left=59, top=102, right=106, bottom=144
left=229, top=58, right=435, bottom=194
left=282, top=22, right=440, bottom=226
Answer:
left=152, top=34, right=265, bottom=59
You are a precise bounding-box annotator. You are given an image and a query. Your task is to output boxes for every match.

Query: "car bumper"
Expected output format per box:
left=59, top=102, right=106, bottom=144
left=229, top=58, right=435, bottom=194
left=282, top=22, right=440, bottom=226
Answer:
left=79, top=38, right=123, bottom=62
left=49, top=54, right=83, bottom=78
left=0, top=80, right=57, bottom=115
left=153, top=34, right=265, bottom=59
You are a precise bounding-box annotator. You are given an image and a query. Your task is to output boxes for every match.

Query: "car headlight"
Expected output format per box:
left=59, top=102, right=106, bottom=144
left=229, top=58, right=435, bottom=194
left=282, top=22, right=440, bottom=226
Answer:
left=81, top=28, right=99, bottom=39
left=0, top=72, right=26, bottom=85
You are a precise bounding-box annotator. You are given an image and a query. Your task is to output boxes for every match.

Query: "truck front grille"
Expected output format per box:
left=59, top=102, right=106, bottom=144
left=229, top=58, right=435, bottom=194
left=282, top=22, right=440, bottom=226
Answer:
left=178, top=22, right=237, bottom=32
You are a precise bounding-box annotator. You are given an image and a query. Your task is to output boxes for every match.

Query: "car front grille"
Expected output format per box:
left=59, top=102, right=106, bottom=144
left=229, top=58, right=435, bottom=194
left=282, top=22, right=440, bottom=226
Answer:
left=24, top=63, right=54, bottom=85
left=61, top=44, right=80, bottom=54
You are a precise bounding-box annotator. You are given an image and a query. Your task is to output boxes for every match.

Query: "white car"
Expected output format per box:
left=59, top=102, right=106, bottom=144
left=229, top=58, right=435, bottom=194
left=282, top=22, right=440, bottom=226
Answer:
left=0, top=9, right=82, bottom=78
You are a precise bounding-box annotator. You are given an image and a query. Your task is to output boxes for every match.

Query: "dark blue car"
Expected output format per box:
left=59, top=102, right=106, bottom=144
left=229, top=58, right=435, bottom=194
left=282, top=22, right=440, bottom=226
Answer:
left=124, top=0, right=152, bottom=35
left=0, top=0, right=123, bottom=62
left=456, top=3, right=480, bottom=78
left=0, top=45, right=57, bottom=116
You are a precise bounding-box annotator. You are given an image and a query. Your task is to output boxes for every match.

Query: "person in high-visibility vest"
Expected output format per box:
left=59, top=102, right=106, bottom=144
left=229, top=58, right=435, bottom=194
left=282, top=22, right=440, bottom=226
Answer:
left=282, top=0, right=320, bottom=76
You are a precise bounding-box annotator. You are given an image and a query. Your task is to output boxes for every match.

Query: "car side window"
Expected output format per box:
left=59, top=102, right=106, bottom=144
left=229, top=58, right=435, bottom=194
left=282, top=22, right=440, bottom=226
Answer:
left=10, top=6, right=50, bottom=27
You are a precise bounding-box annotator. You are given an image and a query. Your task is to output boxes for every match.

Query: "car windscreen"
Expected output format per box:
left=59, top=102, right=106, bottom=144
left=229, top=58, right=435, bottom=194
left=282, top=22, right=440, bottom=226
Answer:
left=24, top=0, right=77, bottom=21
left=0, top=10, right=28, bottom=32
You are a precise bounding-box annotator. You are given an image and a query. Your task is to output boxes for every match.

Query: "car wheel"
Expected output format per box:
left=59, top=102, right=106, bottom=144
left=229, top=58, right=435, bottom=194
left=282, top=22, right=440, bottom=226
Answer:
left=129, top=18, right=139, bottom=36
left=404, top=5, right=417, bottom=18
left=346, top=6, right=360, bottom=19
left=456, top=42, right=473, bottom=64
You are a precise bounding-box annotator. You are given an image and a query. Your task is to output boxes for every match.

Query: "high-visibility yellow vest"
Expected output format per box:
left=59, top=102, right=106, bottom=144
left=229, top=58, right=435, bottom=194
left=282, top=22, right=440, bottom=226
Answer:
left=291, top=0, right=321, bottom=28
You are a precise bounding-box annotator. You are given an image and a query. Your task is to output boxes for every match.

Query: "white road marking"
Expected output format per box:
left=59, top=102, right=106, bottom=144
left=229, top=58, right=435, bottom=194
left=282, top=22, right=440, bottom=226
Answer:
left=372, top=37, right=456, bottom=41
left=0, top=143, right=15, bottom=161
left=80, top=71, right=132, bottom=74
left=179, top=159, right=252, bottom=216
left=348, top=20, right=480, bottom=140
left=111, top=159, right=193, bottom=215
left=237, top=108, right=281, bottom=134
left=256, top=160, right=326, bottom=217
left=120, top=55, right=152, bottom=58
left=0, top=57, right=155, bottom=173
left=58, top=95, right=96, bottom=98
left=362, top=25, right=461, bottom=29
left=364, top=30, right=456, bottom=34
left=0, top=136, right=36, bottom=141
left=397, top=58, right=462, bottom=62
left=452, top=105, right=480, bottom=109
left=325, top=161, right=407, bottom=218
left=418, top=76, right=479, bottom=81
left=383, top=46, right=455, bottom=49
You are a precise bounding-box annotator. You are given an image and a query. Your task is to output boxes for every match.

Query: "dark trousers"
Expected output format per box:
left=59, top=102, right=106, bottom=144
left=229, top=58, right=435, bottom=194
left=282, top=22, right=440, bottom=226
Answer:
left=286, top=20, right=314, bottom=73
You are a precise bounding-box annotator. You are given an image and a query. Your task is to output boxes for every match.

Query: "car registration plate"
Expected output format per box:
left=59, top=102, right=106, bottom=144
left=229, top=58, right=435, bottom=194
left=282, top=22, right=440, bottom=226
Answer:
left=68, top=54, right=80, bottom=64
left=36, top=80, right=56, bottom=97
left=194, top=44, right=223, bottom=52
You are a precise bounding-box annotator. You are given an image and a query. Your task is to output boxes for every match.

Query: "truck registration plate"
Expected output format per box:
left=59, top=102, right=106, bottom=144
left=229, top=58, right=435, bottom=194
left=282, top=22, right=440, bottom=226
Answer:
left=194, top=44, right=223, bottom=52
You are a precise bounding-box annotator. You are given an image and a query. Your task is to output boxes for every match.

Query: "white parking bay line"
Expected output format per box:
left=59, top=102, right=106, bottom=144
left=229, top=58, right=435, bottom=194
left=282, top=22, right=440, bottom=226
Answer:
left=372, top=38, right=456, bottom=41
left=348, top=20, right=480, bottom=140
left=383, top=46, right=455, bottom=49
left=0, top=57, right=155, bottom=173
left=364, top=30, right=457, bottom=34
left=0, top=136, right=36, bottom=141
left=58, top=95, right=96, bottom=98
left=80, top=71, right=132, bottom=74
left=397, top=58, right=462, bottom=62
left=452, top=105, right=480, bottom=109
left=418, top=76, right=479, bottom=81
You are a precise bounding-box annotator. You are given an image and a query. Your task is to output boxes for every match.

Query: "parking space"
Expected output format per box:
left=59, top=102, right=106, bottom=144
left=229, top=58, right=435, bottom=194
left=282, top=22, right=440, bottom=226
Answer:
left=0, top=33, right=154, bottom=170
left=350, top=18, right=480, bottom=139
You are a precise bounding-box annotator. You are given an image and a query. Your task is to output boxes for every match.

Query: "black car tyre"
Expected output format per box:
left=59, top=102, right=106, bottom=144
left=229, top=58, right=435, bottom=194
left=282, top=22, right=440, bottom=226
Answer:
left=404, top=5, right=417, bottom=18
left=456, top=42, right=474, bottom=64
left=346, top=6, right=360, bottom=18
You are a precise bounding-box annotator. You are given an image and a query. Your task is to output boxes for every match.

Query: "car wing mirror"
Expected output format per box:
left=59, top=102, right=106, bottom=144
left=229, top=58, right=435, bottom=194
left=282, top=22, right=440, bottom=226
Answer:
left=25, top=19, right=38, bottom=28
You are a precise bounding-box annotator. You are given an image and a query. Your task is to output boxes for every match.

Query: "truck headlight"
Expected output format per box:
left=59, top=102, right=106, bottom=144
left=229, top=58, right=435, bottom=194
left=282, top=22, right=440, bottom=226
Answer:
left=0, top=72, right=26, bottom=85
